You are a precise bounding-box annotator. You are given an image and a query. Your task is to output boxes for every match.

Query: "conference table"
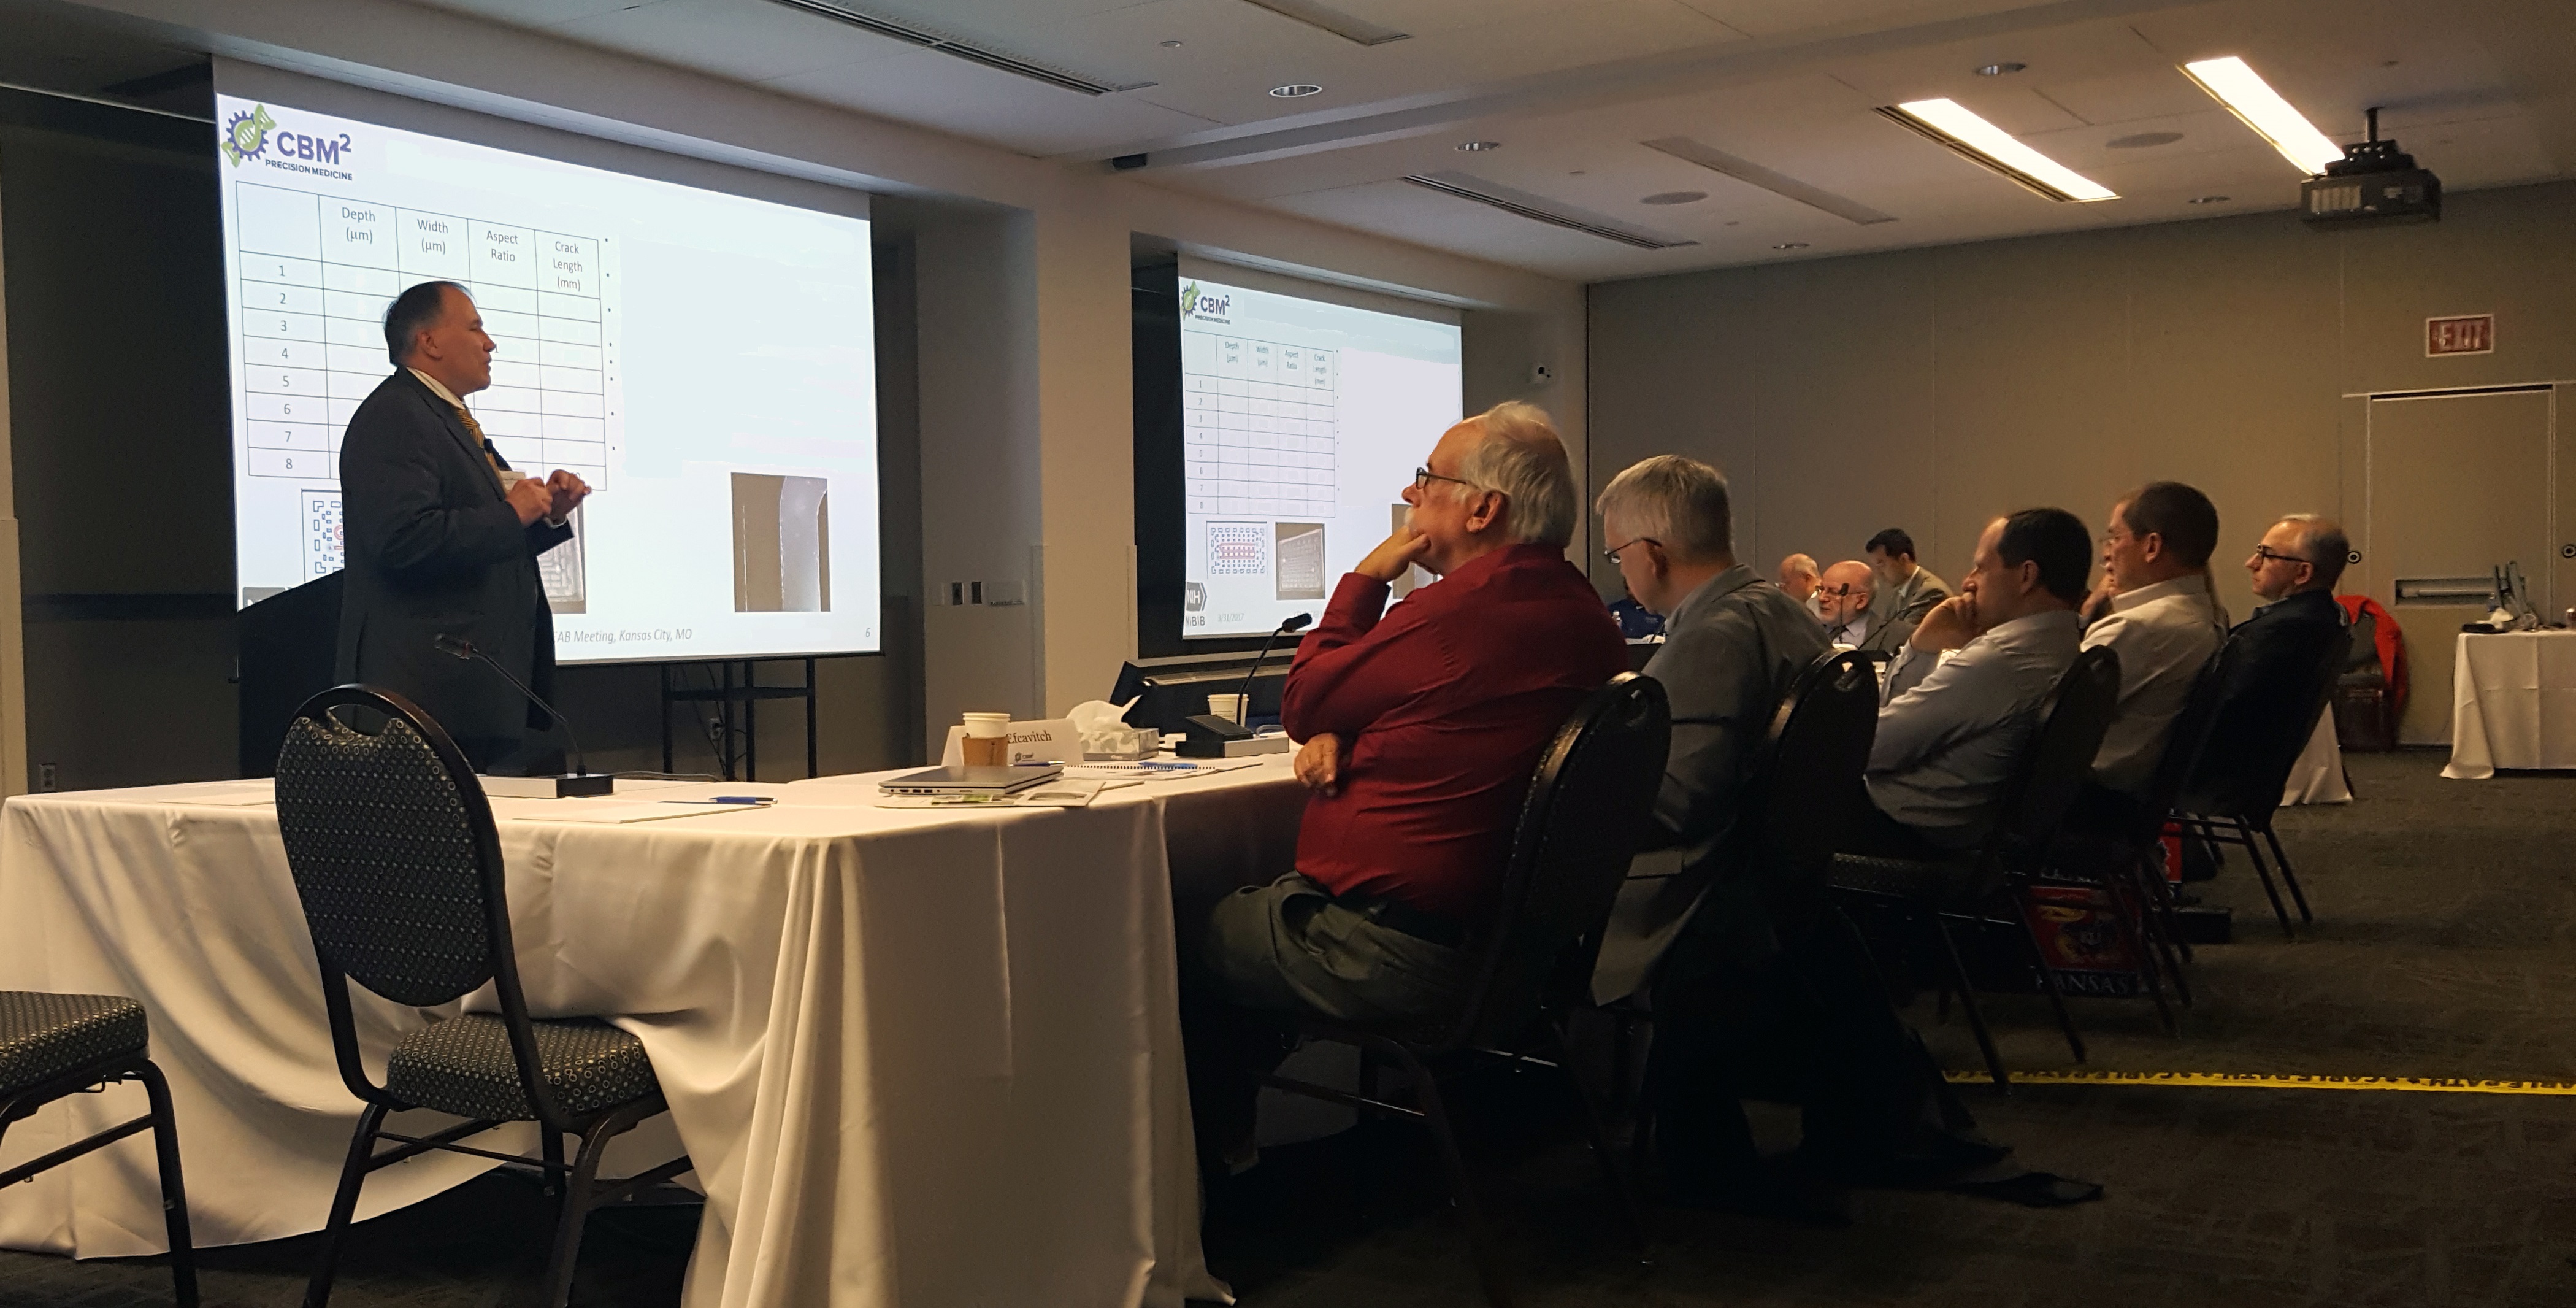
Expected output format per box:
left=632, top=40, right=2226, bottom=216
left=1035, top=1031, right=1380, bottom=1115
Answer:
left=2443, top=630, right=2576, bottom=779
left=0, top=758, right=1308, bottom=1307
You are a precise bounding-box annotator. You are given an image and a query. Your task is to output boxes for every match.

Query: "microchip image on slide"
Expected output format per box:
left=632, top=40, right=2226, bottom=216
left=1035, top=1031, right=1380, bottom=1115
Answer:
left=1208, top=523, right=1268, bottom=577
left=302, top=490, right=343, bottom=580
left=1275, top=523, right=1325, bottom=600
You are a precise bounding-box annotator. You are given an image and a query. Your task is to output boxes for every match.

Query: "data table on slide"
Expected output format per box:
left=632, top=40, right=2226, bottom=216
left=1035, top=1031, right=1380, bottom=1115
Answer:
left=231, top=180, right=618, bottom=492
left=1183, top=333, right=1340, bottom=520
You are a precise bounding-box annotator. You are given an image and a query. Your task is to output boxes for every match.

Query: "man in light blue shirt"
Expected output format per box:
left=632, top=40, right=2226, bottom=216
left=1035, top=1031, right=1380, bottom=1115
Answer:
left=1852, top=508, right=2093, bottom=856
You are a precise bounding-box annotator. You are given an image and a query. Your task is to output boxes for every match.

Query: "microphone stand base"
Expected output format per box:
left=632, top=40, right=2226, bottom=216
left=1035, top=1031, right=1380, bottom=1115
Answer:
left=480, top=772, right=618, bottom=799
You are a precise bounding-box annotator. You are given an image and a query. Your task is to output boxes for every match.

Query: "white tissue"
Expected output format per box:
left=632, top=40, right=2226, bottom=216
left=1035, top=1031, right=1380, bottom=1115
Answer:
left=1067, top=699, right=1159, bottom=760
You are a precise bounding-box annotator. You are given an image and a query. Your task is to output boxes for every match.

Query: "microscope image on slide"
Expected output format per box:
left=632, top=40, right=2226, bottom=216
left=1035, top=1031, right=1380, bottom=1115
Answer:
left=732, top=472, right=832, bottom=613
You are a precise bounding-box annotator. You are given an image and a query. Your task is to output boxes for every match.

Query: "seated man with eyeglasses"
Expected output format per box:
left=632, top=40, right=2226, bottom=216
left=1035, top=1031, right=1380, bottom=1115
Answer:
left=1818, top=559, right=1910, bottom=654
left=1183, top=401, right=1626, bottom=1180
left=2191, top=514, right=2352, bottom=801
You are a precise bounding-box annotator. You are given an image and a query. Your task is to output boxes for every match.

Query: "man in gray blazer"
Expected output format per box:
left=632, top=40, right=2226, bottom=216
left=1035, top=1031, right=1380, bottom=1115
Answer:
left=1599, top=458, right=1995, bottom=1217
left=1865, top=527, right=1953, bottom=633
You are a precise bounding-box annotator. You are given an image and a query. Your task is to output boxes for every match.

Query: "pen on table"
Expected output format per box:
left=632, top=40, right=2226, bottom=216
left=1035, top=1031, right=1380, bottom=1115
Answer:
left=661, top=796, right=775, bottom=806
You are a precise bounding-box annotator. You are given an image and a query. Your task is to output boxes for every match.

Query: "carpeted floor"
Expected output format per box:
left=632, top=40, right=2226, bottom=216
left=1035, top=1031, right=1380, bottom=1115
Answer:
left=7, top=749, right=2574, bottom=1307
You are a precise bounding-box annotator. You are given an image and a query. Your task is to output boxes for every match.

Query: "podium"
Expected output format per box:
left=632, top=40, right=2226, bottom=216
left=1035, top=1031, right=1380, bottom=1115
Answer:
left=237, top=572, right=343, bottom=778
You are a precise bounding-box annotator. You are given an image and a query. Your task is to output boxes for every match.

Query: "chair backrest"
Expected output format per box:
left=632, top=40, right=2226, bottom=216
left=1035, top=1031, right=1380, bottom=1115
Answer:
left=1746, top=650, right=1880, bottom=932
left=2134, top=641, right=2237, bottom=837
left=275, top=686, right=506, bottom=1007
left=274, top=685, right=566, bottom=1123
left=1979, top=645, right=2122, bottom=882
left=1444, top=673, right=1670, bottom=1051
left=2183, top=622, right=2354, bottom=818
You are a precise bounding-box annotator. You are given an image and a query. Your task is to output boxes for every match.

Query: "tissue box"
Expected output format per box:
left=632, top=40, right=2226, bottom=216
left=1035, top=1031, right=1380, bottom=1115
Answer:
left=1084, top=725, right=1161, bottom=761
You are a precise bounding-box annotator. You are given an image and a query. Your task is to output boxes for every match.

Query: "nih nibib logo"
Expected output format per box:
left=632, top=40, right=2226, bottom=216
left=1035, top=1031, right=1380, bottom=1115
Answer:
left=1181, top=281, right=1231, bottom=324
left=223, top=104, right=356, bottom=179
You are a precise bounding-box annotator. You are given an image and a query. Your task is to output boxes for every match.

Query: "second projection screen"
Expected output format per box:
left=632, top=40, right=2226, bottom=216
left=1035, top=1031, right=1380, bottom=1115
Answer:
left=1179, top=277, right=1462, bottom=638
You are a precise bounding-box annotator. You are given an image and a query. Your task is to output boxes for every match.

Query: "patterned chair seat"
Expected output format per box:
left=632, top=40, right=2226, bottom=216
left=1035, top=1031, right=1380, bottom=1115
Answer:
left=1829, top=851, right=1972, bottom=901
left=0, top=993, right=148, bottom=1099
left=385, top=1014, right=658, bottom=1122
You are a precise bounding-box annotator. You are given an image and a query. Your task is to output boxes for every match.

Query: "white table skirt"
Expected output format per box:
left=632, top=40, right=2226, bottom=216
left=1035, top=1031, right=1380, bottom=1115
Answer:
left=2281, top=709, right=2351, bottom=806
left=0, top=761, right=1303, bottom=1307
left=2444, top=631, right=2576, bottom=779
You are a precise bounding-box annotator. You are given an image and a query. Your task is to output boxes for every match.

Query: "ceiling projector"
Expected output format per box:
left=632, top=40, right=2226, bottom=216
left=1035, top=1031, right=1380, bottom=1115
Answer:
left=2302, top=109, right=2440, bottom=227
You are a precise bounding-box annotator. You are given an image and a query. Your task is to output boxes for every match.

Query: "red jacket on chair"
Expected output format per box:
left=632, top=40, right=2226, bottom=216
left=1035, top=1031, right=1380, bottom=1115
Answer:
left=2337, top=594, right=2407, bottom=718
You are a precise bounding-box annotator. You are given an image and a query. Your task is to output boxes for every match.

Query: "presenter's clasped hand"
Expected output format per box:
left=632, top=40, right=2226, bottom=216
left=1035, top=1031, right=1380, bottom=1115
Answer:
left=1355, top=525, right=1430, bottom=583
left=545, top=469, right=592, bottom=524
left=504, top=476, right=554, bottom=526
left=1294, top=733, right=1345, bottom=797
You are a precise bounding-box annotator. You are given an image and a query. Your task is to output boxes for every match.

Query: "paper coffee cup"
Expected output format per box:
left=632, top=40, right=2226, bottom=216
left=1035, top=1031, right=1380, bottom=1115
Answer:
left=962, top=712, right=1011, bottom=739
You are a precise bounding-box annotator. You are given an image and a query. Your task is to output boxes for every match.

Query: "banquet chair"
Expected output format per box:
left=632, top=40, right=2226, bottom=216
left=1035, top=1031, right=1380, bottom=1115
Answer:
left=0, top=993, right=197, bottom=1306
left=1259, top=672, right=1670, bottom=1308
left=273, top=685, right=692, bottom=1308
left=2171, top=627, right=2354, bottom=937
left=1602, top=650, right=1880, bottom=1155
left=1830, top=646, right=2122, bottom=1090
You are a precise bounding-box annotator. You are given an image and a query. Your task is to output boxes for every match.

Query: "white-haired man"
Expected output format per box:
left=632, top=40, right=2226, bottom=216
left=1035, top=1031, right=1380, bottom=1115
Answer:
left=1777, top=553, right=1823, bottom=615
left=1186, top=401, right=1625, bottom=1178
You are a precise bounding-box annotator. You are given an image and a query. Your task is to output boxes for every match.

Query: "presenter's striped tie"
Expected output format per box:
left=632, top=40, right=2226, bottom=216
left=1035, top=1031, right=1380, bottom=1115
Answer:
left=449, top=403, right=507, bottom=488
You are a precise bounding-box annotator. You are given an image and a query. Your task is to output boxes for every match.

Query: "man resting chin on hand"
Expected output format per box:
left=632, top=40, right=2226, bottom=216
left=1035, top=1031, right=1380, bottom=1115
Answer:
left=1179, top=402, right=1626, bottom=1180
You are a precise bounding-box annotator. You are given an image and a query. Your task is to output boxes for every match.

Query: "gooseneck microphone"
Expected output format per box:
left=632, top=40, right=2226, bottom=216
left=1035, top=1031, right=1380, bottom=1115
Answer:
left=1230, top=612, right=1313, bottom=726
left=434, top=634, right=612, bottom=795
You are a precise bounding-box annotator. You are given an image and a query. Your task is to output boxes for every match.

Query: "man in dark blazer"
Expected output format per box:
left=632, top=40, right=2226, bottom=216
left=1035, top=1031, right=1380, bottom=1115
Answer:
left=335, top=281, right=589, bottom=769
left=2188, top=514, right=2352, bottom=808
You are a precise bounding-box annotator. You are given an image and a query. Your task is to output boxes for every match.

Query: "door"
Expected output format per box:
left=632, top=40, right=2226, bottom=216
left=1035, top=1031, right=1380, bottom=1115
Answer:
left=2365, top=387, right=2555, bottom=744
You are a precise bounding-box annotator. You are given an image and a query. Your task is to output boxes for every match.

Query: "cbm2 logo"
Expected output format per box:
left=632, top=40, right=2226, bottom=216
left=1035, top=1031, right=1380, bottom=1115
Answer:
left=222, top=104, right=353, bottom=168
left=1181, top=281, right=1230, bottom=321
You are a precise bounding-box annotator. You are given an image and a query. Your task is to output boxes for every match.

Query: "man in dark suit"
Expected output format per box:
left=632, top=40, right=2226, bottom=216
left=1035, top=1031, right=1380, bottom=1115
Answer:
left=2190, top=514, right=2352, bottom=806
left=336, top=281, right=590, bottom=769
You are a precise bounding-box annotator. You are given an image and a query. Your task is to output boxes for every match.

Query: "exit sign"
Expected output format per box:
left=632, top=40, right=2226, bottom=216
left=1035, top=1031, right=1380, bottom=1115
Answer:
left=2426, top=314, right=2494, bottom=356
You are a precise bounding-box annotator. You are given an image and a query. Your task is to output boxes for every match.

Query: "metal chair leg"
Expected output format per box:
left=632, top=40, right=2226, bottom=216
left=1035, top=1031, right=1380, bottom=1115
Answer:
left=2236, top=820, right=2296, bottom=938
left=539, top=1117, right=619, bottom=1308
left=1544, top=1020, right=1645, bottom=1256
left=1933, top=918, right=2008, bottom=1092
left=2258, top=821, right=2314, bottom=924
left=303, top=1102, right=391, bottom=1308
left=2131, top=846, right=2196, bottom=996
left=1392, top=1044, right=1512, bottom=1308
left=542, top=1128, right=566, bottom=1199
left=133, top=1062, right=199, bottom=1308
left=2008, top=894, right=2087, bottom=1064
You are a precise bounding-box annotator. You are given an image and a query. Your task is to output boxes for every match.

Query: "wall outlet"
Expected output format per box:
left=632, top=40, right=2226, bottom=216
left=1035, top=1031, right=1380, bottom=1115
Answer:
left=37, top=763, right=57, bottom=792
left=1529, top=363, right=1555, bottom=385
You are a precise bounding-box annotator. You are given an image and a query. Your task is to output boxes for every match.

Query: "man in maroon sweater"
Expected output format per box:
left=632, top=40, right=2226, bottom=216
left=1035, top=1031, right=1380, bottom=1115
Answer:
left=1186, top=401, right=1625, bottom=1175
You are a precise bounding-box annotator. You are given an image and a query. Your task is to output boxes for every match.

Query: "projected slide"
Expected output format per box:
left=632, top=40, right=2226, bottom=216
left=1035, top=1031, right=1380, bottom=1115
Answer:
left=1179, top=279, right=1462, bottom=637
left=217, top=93, right=878, bottom=662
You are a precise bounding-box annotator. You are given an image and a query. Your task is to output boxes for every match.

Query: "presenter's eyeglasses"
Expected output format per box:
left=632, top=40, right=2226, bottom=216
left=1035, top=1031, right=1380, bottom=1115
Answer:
left=1603, top=537, right=1660, bottom=564
left=2251, top=546, right=2311, bottom=566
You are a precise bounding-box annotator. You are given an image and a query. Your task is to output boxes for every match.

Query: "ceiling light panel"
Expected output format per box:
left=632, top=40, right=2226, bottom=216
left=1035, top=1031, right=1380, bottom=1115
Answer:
left=1235, top=0, right=1409, bottom=47
left=1879, top=99, right=2116, bottom=202
left=2181, top=56, right=2344, bottom=175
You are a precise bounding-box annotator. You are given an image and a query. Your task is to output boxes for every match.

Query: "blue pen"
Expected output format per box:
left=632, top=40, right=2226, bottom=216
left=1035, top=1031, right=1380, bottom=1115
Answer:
left=661, top=796, right=775, bottom=806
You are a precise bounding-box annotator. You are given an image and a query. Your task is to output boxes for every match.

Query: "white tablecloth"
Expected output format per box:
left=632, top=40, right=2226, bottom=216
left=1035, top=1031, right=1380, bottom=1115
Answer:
left=2443, top=631, right=2576, bottom=779
left=0, top=761, right=1304, bottom=1307
left=2281, top=709, right=2351, bottom=806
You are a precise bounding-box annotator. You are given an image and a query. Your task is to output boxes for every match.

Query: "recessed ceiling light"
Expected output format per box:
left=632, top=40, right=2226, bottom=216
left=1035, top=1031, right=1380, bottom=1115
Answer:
left=1456, top=140, right=1500, bottom=152
left=1269, top=83, right=1322, bottom=98
left=1773, top=242, right=1809, bottom=250
left=1640, top=191, right=1706, bottom=205
left=1159, top=39, right=1183, bottom=48
left=2187, top=194, right=2232, bottom=204
left=2107, top=131, right=2183, bottom=149
left=2182, top=56, right=2342, bottom=175
left=1976, top=62, right=2027, bottom=77
left=1879, top=99, right=2118, bottom=202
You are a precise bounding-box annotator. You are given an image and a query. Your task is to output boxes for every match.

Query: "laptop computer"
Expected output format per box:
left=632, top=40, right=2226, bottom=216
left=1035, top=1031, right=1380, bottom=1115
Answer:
left=878, top=764, right=1063, bottom=796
